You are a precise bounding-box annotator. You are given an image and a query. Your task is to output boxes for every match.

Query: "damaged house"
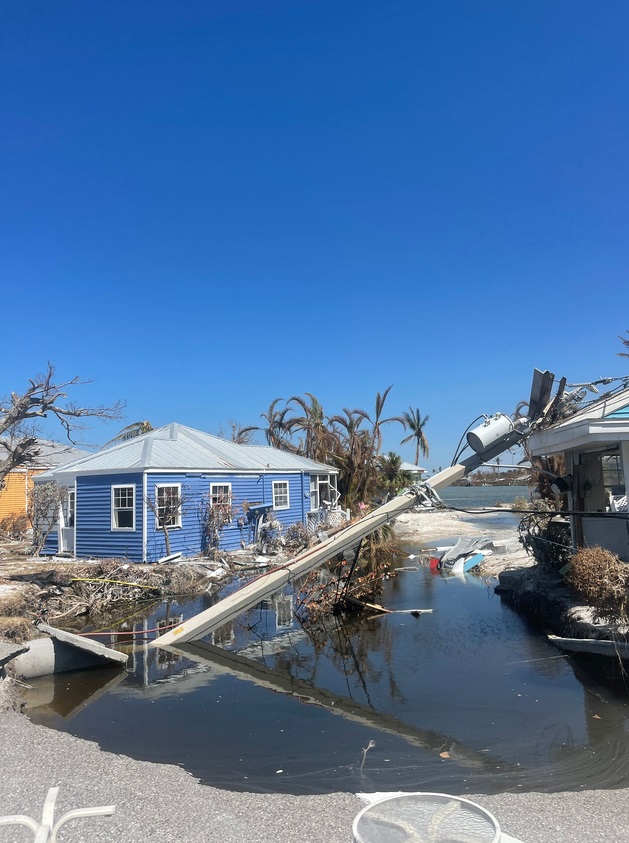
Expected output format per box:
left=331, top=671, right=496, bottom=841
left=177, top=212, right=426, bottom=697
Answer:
left=527, top=384, right=629, bottom=562
left=34, top=423, right=342, bottom=562
left=0, top=438, right=90, bottom=524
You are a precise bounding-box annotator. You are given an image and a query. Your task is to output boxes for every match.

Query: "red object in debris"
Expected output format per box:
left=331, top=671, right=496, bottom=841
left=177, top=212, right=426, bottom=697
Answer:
left=429, top=556, right=441, bottom=570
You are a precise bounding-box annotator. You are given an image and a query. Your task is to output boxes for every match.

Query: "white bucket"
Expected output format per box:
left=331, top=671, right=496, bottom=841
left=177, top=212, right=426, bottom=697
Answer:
left=353, top=792, right=501, bottom=843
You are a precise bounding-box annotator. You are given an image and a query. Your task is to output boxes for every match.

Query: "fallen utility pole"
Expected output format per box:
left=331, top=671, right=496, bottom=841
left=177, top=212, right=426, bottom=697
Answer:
left=151, top=484, right=435, bottom=647
left=150, top=455, right=508, bottom=649
left=151, top=374, right=547, bottom=649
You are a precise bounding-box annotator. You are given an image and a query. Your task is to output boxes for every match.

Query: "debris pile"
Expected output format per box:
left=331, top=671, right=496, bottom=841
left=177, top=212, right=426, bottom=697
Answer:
left=0, top=558, right=210, bottom=639
left=296, top=558, right=396, bottom=623
left=565, top=546, right=629, bottom=621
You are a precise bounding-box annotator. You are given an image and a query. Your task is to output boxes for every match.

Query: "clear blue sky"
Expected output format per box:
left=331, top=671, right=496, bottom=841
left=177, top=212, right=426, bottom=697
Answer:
left=2, top=1, right=628, bottom=470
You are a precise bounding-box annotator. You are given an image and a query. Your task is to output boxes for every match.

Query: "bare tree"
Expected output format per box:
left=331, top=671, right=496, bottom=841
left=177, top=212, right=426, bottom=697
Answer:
left=0, top=363, right=125, bottom=484
left=201, top=486, right=234, bottom=555
left=227, top=419, right=255, bottom=444
left=145, top=486, right=186, bottom=557
left=28, top=481, right=68, bottom=554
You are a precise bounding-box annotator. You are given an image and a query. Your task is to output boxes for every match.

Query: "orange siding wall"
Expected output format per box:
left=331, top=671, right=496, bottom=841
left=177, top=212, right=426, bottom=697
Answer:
left=0, top=469, right=45, bottom=520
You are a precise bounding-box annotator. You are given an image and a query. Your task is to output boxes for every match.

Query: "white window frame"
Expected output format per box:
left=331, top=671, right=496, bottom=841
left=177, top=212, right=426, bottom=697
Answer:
left=111, top=484, right=135, bottom=531
left=310, top=475, right=319, bottom=511
left=272, top=480, right=290, bottom=511
left=210, top=483, right=232, bottom=508
left=309, top=474, right=339, bottom=511
left=67, top=490, right=76, bottom=529
left=154, top=483, right=182, bottom=530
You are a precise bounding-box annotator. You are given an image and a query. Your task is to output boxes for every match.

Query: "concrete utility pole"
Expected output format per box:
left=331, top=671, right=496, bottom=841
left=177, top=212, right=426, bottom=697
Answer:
left=152, top=370, right=553, bottom=649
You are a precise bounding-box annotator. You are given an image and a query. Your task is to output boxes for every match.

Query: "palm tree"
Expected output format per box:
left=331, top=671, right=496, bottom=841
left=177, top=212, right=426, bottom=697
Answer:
left=328, top=407, right=375, bottom=509
left=102, top=420, right=153, bottom=448
left=399, top=407, right=430, bottom=466
left=619, top=330, right=629, bottom=357
left=239, top=399, right=294, bottom=451
left=286, top=393, right=331, bottom=463
left=376, top=452, right=413, bottom=500
left=368, top=385, right=405, bottom=455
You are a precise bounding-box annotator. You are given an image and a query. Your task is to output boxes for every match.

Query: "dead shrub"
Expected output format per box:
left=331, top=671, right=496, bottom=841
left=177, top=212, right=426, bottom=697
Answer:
left=0, top=513, right=30, bottom=540
left=0, top=591, right=29, bottom=617
left=40, top=560, right=208, bottom=623
left=564, top=546, right=629, bottom=620
left=0, top=616, right=33, bottom=642
left=284, top=521, right=311, bottom=551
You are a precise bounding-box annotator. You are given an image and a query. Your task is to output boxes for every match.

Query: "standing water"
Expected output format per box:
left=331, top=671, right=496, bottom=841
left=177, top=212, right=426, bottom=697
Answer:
left=21, top=487, right=629, bottom=795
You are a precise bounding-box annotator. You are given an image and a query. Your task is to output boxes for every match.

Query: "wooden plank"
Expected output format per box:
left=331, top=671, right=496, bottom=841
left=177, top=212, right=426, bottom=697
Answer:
left=345, top=596, right=432, bottom=616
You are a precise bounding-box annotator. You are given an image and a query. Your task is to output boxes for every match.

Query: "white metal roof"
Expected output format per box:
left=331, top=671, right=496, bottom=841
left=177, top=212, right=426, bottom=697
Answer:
left=400, top=461, right=426, bottom=473
left=0, top=437, right=91, bottom=470
left=36, top=423, right=338, bottom=479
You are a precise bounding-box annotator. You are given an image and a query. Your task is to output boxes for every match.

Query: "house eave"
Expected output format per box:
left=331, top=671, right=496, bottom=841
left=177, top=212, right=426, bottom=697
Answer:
left=528, top=421, right=629, bottom=457
left=35, top=465, right=339, bottom=482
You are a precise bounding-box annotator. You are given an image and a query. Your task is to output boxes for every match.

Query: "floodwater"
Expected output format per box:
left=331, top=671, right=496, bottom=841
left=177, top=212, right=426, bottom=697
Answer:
left=21, top=490, right=629, bottom=796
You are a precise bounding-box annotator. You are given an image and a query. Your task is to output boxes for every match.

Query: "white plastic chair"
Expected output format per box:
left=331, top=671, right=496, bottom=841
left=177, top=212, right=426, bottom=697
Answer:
left=0, top=786, right=115, bottom=842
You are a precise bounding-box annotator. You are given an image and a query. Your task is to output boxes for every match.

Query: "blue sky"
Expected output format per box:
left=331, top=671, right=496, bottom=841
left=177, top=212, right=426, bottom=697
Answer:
left=2, top=1, right=628, bottom=470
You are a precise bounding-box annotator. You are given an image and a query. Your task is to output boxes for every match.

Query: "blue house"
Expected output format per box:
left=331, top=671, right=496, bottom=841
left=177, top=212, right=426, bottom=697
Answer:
left=34, top=423, right=341, bottom=562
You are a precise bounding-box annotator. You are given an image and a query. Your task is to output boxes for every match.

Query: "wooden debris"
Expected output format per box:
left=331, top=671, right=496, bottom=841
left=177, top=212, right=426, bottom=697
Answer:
left=345, top=596, right=433, bottom=616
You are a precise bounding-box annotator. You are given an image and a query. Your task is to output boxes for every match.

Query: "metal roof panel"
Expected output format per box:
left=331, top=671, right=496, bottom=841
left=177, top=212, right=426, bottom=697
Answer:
left=40, top=424, right=338, bottom=477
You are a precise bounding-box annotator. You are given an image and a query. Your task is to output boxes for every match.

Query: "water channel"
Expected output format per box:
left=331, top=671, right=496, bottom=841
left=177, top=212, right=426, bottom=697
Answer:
left=21, top=487, right=629, bottom=796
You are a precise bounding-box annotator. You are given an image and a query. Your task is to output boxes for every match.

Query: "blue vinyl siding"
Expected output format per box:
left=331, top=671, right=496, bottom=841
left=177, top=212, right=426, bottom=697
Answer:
left=75, top=473, right=143, bottom=561
left=146, top=472, right=264, bottom=562
left=145, top=471, right=313, bottom=559
left=41, top=528, right=59, bottom=555
left=263, top=473, right=308, bottom=530
left=68, top=469, right=324, bottom=561
left=146, top=471, right=272, bottom=557
left=145, top=473, right=208, bottom=561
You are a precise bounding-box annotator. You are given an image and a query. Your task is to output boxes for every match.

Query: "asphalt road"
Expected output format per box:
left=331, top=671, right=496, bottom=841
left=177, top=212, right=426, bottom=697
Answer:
left=2, top=708, right=629, bottom=842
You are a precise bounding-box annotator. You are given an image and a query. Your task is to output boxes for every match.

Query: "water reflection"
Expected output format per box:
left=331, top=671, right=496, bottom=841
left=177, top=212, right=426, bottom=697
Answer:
left=20, top=547, right=629, bottom=795
left=21, top=668, right=127, bottom=720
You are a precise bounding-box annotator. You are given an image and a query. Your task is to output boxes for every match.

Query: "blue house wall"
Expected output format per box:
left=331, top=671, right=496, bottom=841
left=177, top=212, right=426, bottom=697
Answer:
left=76, top=473, right=144, bottom=561
left=145, top=472, right=208, bottom=562
left=41, top=528, right=59, bottom=555
left=145, top=471, right=311, bottom=559
left=45, top=469, right=320, bottom=562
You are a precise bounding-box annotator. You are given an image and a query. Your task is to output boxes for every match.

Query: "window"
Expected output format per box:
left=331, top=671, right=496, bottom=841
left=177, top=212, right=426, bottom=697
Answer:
left=603, top=454, right=625, bottom=495
left=310, top=474, right=339, bottom=511
left=155, top=484, right=182, bottom=529
left=210, top=483, right=231, bottom=508
left=67, top=491, right=75, bottom=529
left=310, top=476, right=319, bottom=511
left=272, top=480, right=290, bottom=510
left=209, top=483, right=232, bottom=528
left=112, top=485, right=135, bottom=530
